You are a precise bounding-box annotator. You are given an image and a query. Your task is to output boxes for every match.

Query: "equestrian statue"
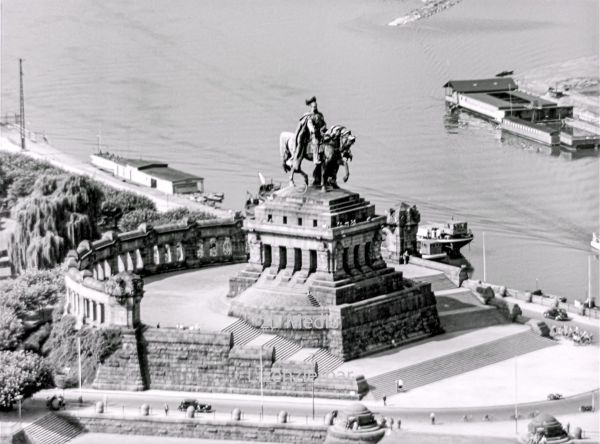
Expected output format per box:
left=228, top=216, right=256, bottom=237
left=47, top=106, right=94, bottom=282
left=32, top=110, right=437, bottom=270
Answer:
left=279, top=96, right=356, bottom=191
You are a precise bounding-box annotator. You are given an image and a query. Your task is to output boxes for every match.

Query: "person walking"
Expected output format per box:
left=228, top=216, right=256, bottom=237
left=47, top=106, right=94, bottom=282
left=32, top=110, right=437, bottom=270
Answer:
left=383, top=395, right=387, bottom=406
left=164, top=403, right=169, bottom=416
left=430, top=412, right=436, bottom=425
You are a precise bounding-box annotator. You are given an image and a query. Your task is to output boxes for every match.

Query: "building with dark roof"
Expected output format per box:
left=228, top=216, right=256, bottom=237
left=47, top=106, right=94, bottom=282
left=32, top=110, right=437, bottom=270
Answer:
left=91, top=153, right=204, bottom=195
left=444, top=77, right=573, bottom=123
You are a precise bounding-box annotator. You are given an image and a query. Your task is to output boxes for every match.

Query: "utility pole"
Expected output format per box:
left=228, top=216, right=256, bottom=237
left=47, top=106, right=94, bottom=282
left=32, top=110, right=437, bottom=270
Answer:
left=19, top=59, right=26, bottom=150
left=259, top=345, right=264, bottom=420
left=482, top=232, right=487, bottom=282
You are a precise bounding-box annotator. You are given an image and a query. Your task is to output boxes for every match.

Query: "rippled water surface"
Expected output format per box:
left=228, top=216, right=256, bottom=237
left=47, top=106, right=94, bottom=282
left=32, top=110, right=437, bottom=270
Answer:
left=1, top=0, right=599, bottom=298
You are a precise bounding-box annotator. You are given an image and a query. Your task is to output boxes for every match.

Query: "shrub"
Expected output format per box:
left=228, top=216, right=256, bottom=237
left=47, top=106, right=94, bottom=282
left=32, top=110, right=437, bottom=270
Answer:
left=0, top=267, right=65, bottom=315
left=0, top=306, right=25, bottom=351
left=0, top=350, right=52, bottom=410
left=117, top=207, right=216, bottom=232
left=510, top=304, right=522, bottom=322
left=45, top=315, right=122, bottom=386
left=476, top=286, right=495, bottom=305
left=21, top=322, right=52, bottom=354
left=117, top=208, right=158, bottom=232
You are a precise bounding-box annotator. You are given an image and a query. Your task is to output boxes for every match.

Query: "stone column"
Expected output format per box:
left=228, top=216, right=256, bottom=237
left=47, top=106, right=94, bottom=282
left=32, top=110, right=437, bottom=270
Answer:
left=247, top=233, right=263, bottom=270
left=279, top=247, right=296, bottom=282
left=266, top=243, right=281, bottom=279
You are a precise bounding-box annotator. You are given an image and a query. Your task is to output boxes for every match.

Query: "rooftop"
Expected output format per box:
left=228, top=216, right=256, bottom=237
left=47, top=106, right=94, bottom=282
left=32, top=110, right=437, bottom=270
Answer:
left=141, top=166, right=203, bottom=183
left=443, top=78, right=517, bottom=93
left=467, top=91, right=558, bottom=110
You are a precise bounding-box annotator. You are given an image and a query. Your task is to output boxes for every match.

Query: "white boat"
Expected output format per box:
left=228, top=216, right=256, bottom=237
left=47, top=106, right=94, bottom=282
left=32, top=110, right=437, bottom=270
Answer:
left=417, top=238, right=447, bottom=260
left=591, top=233, right=600, bottom=251
left=417, top=221, right=474, bottom=257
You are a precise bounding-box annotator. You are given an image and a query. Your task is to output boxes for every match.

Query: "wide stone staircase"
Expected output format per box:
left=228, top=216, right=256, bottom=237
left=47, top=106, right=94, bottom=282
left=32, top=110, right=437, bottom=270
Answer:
left=368, top=331, right=556, bottom=399
left=21, top=413, right=83, bottom=444
left=222, top=318, right=344, bottom=374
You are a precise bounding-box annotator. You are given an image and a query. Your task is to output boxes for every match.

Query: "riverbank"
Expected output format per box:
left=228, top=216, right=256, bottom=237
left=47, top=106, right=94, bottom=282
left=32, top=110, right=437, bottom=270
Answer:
left=515, top=56, right=600, bottom=128
left=0, top=124, right=233, bottom=217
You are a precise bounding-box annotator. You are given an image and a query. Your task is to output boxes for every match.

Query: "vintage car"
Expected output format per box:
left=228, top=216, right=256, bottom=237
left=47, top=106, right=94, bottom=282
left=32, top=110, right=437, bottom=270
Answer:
left=543, top=308, right=568, bottom=321
left=547, top=393, right=563, bottom=401
left=177, top=399, right=213, bottom=413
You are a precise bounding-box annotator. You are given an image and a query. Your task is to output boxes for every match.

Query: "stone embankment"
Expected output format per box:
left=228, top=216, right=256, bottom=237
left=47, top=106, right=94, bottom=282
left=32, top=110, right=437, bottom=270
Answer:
left=0, top=123, right=232, bottom=216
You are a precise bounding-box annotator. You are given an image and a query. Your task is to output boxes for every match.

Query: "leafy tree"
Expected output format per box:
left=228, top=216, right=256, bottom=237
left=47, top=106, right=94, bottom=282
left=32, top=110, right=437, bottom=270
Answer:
left=9, top=175, right=103, bottom=271
left=511, top=304, right=523, bottom=322
left=0, top=306, right=25, bottom=351
left=117, top=208, right=158, bottom=232
left=0, top=267, right=65, bottom=315
left=0, top=350, right=52, bottom=410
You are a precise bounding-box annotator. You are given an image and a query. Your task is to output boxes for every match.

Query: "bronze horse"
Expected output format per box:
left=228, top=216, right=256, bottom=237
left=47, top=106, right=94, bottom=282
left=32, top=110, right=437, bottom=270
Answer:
left=279, top=125, right=356, bottom=190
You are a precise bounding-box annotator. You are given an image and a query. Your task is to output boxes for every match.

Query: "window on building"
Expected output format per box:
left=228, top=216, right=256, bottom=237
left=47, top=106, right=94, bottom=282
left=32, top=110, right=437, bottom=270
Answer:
left=283, top=216, right=287, bottom=224
left=298, top=218, right=302, bottom=226
left=313, top=219, right=318, bottom=227
left=100, top=303, right=105, bottom=324
left=354, top=245, right=361, bottom=269
left=267, top=214, right=273, bottom=222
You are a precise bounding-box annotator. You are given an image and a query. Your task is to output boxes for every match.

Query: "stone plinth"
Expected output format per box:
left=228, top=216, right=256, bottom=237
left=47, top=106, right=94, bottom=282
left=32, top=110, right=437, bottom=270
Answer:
left=229, top=186, right=442, bottom=360
left=324, top=403, right=385, bottom=444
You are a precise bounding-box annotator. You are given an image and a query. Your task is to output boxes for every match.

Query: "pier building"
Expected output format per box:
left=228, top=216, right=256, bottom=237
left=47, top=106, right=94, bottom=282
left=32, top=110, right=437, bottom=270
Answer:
left=443, top=78, right=573, bottom=123
left=91, top=152, right=204, bottom=194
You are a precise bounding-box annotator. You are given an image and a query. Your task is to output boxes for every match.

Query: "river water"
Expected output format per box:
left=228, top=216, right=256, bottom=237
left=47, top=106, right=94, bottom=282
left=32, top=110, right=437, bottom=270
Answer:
left=1, top=0, right=599, bottom=299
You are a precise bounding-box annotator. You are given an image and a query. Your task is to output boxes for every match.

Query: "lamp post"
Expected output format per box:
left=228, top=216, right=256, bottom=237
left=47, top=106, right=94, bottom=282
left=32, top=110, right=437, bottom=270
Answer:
left=312, top=375, right=316, bottom=420
left=77, top=336, right=82, bottom=402
left=15, top=395, right=23, bottom=422
left=482, top=231, right=487, bottom=283
left=259, top=344, right=264, bottom=420
left=514, top=355, right=518, bottom=434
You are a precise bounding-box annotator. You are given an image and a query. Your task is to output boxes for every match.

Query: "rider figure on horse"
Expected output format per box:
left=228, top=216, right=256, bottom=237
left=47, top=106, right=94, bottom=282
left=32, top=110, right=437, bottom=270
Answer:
left=293, top=96, right=327, bottom=171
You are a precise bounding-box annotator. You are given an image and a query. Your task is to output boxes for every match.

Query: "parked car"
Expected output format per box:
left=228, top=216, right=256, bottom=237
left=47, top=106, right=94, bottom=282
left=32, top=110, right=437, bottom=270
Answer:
left=178, top=399, right=213, bottom=413
left=547, top=393, right=563, bottom=401
left=46, top=395, right=66, bottom=411
left=543, top=308, right=568, bottom=321
left=579, top=405, right=593, bottom=412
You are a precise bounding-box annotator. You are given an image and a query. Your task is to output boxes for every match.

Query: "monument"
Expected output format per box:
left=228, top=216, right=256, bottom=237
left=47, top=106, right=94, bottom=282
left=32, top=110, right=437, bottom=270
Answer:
left=229, top=100, right=442, bottom=360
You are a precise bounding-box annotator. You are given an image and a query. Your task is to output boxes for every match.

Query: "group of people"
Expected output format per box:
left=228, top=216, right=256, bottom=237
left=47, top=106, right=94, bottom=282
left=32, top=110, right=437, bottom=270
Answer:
left=550, top=324, right=593, bottom=345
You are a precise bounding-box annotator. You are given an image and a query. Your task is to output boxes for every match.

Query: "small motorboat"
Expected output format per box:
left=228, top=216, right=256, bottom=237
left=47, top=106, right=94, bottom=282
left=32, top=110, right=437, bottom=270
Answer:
left=495, top=70, right=514, bottom=77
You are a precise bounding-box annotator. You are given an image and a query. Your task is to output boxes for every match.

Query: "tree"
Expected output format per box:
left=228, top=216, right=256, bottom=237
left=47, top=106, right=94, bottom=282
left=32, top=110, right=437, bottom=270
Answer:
left=0, top=350, right=52, bottom=410
left=117, top=208, right=158, bottom=232
left=8, top=175, right=103, bottom=271
left=0, top=267, right=65, bottom=315
left=511, top=304, right=522, bottom=322
left=0, top=306, right=24, bottom=351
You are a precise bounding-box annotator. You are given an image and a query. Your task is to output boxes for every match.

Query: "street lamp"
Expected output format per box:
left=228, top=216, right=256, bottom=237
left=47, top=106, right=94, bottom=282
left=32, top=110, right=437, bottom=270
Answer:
left=77, top=336, right=83, bottom=403
left=259, top=344, right=264, bottom=420
left=15, top=395, right=23, bottom=422
left=312, top=374, right=316, bottom=420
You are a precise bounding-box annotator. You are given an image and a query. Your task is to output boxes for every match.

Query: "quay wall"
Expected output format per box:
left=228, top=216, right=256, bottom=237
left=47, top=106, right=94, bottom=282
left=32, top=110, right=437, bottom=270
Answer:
left=462, top=279, right=600, bottom=320
left=58, top=412, right=328, bottom=444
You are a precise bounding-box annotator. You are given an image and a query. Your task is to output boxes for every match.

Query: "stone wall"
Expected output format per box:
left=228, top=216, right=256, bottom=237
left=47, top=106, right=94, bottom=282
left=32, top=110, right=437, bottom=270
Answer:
left=59, top=413, right=328, bottom=444
left=93, top=326, right=366, bottom=399
left=330, top=283, right=442, bottom=360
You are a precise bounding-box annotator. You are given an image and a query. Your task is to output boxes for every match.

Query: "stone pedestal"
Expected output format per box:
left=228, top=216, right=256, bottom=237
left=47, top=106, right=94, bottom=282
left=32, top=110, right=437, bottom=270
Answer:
left=228, top=186, right=441, bottom=360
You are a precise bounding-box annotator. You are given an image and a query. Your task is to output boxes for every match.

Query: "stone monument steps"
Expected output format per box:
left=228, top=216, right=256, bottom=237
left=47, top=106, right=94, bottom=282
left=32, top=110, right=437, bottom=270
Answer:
left=412, top=273, right=457, bottom=292
left=307, top=293, right=321, bottom=307
left=307, top=348, right=345, bottom=375
left=367, top=331, right=555, bottom=399
left=264, top=335, right=303, bottom=361
left=22, top=413, right=83, bottom=444
left=222, top=318, right=262, bottom=346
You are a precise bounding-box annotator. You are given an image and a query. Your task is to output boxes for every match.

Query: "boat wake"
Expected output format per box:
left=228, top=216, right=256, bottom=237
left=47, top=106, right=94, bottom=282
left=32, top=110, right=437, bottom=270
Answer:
left=388, top=0, right=463, bottom=27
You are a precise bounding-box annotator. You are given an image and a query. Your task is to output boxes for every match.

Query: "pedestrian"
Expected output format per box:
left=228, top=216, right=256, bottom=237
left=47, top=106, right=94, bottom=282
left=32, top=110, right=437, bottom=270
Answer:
left=565, top=422, right=570, bottom=434
left=383, top=395, right=387, bottom=406
left=397, top=418, right=401, bottom=429
left=156, top=323, right=160, bottom=328
left=430, top=412, right=435, bottom=425
left=403, top=250, right=410, bottom=264
left=164, top=403, right=169, bottom=416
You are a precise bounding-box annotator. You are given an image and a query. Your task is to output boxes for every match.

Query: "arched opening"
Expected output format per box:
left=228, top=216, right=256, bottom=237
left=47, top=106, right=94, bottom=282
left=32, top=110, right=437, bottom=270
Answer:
left=263, top=244, right=272, bottom=268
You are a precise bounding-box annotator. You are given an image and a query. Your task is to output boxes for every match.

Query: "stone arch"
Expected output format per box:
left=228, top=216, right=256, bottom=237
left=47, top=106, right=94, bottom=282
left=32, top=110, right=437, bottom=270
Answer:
left=104, top=260, right=112, bottom=277
left=126, top=252, right=134, bottom=271
left=164, top=244, right=173, bottom=263
left=96, top=263, right=105, bottom=280
left=176, top=242, right=185, bottom=262
left=117, top=255, right=125, bottom=273
left=209, top=238, right=218, bottom=257
left=135, top=249, right=144, bottom=269
left=223, top=237, right=232, bottom=256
